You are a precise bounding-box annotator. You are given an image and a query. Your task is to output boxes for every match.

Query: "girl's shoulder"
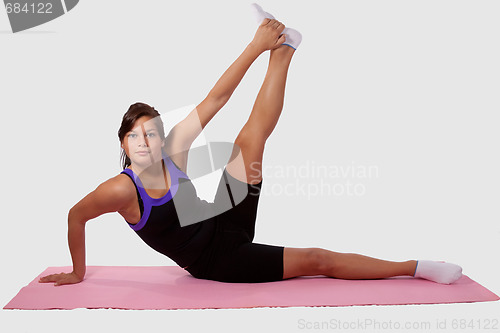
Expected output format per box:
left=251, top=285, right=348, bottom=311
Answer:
left=69, top=173, right=138, bottom=222
left=114, top=171, right=139, bottom=196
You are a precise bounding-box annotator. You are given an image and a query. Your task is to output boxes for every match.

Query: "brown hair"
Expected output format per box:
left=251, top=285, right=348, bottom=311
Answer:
left=118, top=102, right=166, bottom=169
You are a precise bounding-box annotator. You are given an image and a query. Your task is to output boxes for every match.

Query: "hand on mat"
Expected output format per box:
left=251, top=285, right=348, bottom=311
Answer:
left=39, top=272, right=83, bottom=286
left=250, top=18, right=287, bottom=52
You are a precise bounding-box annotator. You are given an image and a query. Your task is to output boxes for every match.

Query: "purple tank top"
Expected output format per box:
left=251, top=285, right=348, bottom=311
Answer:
left=119, top=152, right=217, bottom=268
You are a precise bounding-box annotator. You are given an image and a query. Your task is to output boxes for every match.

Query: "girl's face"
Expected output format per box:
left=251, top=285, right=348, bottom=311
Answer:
left=121, top=116, right=165, bottom=169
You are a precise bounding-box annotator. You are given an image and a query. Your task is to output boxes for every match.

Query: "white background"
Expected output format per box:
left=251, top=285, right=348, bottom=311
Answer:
left=1, top=0, right=499, bottom=332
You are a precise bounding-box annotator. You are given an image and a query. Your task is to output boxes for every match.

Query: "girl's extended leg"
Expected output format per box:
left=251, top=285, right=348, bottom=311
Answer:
left=282, top=247, right=463, bottom=284
left=226, top=44, right=295, bottom=184
left=283, top=247, right=417, bottom=280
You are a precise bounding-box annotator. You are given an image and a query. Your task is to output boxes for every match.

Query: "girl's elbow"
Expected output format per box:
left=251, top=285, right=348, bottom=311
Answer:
left=68, top=207, right=87, bottom=226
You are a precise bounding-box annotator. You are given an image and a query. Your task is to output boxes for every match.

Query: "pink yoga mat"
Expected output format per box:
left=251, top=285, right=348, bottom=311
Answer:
left=4, top=266, right=499, bottom=310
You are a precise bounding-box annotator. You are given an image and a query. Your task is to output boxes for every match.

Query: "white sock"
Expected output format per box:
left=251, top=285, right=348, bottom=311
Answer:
left=282, top=27, right=302, bottom=50
left=414, top=260, right=463, bottom=284
left=250, top=3, right=275, bottom=25
left=250, top=3, right=303, bottom=50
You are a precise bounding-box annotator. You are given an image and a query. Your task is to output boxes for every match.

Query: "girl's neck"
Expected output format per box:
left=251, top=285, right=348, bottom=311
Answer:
left=131, top=159, right=166, bottom=181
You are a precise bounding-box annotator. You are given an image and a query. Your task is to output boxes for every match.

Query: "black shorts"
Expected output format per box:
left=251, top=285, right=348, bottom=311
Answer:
left=185, top=168, right=284, bottom=283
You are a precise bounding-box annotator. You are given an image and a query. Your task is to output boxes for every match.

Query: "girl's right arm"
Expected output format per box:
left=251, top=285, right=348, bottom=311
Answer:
left=39, top=176, right=134, bottom=286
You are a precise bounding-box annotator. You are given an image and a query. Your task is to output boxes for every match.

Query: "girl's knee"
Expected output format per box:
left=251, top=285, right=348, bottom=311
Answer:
left=307, top=248, right=337, bottom=274
left=235, top=127, right=267, bottom=149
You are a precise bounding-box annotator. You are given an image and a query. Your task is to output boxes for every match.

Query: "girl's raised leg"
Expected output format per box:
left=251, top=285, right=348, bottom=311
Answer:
left=226, top=44, right=296, bottom=185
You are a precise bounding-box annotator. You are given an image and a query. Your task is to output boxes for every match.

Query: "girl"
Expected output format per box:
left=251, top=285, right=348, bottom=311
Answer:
left=40, top=4, right=462, bottom=286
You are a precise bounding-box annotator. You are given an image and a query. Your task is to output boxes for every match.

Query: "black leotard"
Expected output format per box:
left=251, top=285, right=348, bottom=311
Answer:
left=120, top=153, right=284, bottom=283
left=120, top=155, right=217, bottom=268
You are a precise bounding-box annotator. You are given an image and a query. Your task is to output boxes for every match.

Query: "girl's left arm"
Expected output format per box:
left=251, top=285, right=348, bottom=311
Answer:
left=165, top=20, right=286, bottom=171
left=164, top=43, right=262, bottom=172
